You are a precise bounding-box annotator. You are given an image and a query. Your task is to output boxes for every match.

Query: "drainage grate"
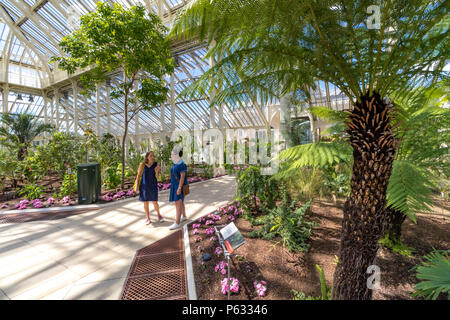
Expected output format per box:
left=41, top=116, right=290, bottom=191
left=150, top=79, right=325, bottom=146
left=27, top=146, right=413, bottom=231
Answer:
left=121, top=271, right=186, bottom=300
left=120, top=230, right=188, bottom=300
left=130, top=252, right=184, bottom=276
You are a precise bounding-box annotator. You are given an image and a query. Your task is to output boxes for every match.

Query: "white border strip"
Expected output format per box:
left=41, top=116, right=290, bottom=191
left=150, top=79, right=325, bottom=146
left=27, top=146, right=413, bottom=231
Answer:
left=183, top=223, right=197, bottom=300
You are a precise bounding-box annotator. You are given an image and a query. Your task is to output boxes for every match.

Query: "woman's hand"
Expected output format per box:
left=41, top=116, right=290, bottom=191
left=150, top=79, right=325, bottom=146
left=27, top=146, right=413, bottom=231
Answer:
left=177, top=187, right=181, bottom=195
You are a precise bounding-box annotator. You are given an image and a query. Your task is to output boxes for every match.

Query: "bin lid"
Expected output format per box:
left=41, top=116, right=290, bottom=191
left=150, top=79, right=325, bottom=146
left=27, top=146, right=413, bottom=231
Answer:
left=77, top=163, right=100, bottom=168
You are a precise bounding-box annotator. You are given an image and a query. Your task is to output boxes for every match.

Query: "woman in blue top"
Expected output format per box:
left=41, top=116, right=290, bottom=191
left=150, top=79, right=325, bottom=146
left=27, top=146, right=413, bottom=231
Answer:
left=168, top=147, right=188, bottom=230
left=134, top=151, right=164, bottom=225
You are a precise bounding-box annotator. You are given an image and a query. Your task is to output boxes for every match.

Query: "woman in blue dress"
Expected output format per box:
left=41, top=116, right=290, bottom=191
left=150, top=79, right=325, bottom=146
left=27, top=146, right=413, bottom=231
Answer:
left=168, top=147, right=188, bottom=230
left=134, top=151, right=164, bottom=225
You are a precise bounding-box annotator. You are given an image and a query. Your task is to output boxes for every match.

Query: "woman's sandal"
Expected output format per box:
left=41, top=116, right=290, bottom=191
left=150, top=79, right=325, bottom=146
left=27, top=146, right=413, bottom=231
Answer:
left=145, top=219, right=152, bottom=225
left=158, top=216, right=165, bottom=223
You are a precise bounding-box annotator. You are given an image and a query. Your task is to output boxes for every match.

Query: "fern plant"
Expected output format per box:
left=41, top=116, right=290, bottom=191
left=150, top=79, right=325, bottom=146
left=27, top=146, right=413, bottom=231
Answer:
left=248, top=198, right=315, bottom=252
left=413, top=250, right=450, bottom=300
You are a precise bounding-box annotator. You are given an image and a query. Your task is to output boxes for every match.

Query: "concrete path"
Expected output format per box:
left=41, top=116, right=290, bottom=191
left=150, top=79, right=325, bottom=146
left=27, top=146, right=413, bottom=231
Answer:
left=0, top=175, right=236, bottom=300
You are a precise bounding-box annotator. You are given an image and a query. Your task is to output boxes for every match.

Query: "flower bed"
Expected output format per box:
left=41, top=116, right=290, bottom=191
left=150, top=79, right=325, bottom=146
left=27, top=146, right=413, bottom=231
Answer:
left=187, top=202, right=273, bottom=299
left=0, top=174, right=227, bottom=211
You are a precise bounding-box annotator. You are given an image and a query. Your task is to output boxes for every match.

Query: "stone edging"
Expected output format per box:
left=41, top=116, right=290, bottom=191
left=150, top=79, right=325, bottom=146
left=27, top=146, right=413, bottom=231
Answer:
left=183, top=223, right=197, bottom=300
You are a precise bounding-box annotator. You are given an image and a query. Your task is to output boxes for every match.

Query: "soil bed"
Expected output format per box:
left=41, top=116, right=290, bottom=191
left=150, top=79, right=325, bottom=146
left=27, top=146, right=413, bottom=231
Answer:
left=188, top=197, right=449, bottom=300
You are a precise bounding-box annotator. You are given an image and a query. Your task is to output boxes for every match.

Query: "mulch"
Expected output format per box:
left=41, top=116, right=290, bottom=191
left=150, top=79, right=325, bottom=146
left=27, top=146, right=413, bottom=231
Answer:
left=188, top=198, right=449, bottom=300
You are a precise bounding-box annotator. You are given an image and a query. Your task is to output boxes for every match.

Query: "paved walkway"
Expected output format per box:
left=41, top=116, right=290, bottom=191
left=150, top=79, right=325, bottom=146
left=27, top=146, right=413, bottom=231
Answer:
left=0, top=175, right=236, bottom=300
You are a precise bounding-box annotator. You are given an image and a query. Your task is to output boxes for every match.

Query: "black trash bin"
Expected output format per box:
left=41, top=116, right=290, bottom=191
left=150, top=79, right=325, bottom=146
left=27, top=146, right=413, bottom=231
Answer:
left=77, top=163, right=101, bottom=204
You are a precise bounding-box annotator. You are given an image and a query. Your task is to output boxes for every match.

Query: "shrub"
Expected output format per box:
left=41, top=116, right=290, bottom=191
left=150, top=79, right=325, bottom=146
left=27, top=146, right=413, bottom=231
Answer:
left=18, top=184, right=43, bottom=200
left=58, top=172, right=77, bottom=198
left=247, top=198, right=315, bottom=252
left=104, top=166, right=121, bottom=189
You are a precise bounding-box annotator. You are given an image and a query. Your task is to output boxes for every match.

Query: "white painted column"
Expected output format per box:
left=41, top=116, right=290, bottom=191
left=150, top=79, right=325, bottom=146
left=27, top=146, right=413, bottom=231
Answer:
left=135, top=111, right=140, bottom=148
left=209, top=53, right=216, bottom=129
left=161, top=104, right=166, bottom=144
left=96, top=83, right=101, bottom=136
left=170, top=73, right=176, bottom=132
left=84, top=95, right=88, bottom=130
left=54, top=89, right=60, bottom=130
left=65, top=95, right=69, bottom=133
left=72, top=82, right=78, bottom=135
left=106, top=81, right=111, bottom=134
left=50, top=92, right=54, bottom=127
left=43, top=93, right=48, bottom=125
left=2, top=86, right=8, bottom=128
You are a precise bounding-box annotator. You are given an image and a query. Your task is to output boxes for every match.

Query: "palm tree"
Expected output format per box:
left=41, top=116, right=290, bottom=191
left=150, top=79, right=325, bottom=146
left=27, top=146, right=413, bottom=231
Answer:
left=171, top=0, right=448, bottom=299
left=0, top=113, right=53, bottom=161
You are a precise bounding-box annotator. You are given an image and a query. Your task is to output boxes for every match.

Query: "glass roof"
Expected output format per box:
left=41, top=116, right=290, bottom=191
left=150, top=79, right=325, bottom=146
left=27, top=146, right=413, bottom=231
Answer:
left=0, top=0, right=345, bottom=137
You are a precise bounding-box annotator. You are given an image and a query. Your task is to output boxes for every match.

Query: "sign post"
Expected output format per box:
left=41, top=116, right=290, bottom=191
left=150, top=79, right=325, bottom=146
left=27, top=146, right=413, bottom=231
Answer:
left=214, top=222, right=246, bottom=300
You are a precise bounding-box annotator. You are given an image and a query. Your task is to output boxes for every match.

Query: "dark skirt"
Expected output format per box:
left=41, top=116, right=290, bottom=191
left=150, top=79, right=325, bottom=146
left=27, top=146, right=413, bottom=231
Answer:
left=139, top=163, right=158, bottom=202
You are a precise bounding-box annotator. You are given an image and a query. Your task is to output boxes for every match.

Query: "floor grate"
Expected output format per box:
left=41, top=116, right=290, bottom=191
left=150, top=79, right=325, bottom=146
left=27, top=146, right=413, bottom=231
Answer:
left=120, top=230, right=188, bottom=300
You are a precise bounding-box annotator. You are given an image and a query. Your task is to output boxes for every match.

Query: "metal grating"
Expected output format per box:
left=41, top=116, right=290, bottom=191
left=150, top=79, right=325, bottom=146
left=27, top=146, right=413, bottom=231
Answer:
left=130, top=252, right=184, bottom=276
left=120, top=230, right=188, bottom=300
left=121, top=271, right=186, bottom=300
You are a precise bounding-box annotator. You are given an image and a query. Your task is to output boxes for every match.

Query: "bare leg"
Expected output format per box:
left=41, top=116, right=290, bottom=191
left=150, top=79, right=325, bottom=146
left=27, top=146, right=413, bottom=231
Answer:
left=181, top=201, right=186, bottom=218
left=152, top=201, right=162, bottom=220
left=175, top=199, right=182, bottom=224
left=143, top=202, right=150, bottom=221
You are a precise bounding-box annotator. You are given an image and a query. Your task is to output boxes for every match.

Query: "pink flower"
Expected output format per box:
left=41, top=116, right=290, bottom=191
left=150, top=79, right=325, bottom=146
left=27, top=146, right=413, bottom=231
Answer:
left=215, top=261, right=228, bottom=273
left=47, top=197, right=56, bottom=205
left=126, top=189, right=134, bottom=197
left=205, top=227, right=215, bottom=235
left=196, top=245, right=202, bottom=252
left=227, top=215, right=235, bottom=222
left=1, top=204, right=7, bottom=209
left=253, top=280, right=267, bottom=297
left=212, top=214, right=221, bottom=221
left=192, top=223, right=201, bottom=229
left=31, top=199, right=43, bottom=208
left=210, top=236, right=217, bottom=241
left=205, top=219, right=214, bottom=225
left=215, top=247, right=223, bottom=256
left=193, top=229, right=199, bottom=235
left=61, top=196, right=70, bottom=204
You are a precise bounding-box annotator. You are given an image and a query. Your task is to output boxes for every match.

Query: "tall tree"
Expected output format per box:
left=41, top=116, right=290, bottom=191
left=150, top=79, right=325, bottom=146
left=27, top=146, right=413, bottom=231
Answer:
left=53, top=2, right=175, bottom=188
left=171, top=0, right=448, bottom=299
left=0, top=113, right=53, bottom=161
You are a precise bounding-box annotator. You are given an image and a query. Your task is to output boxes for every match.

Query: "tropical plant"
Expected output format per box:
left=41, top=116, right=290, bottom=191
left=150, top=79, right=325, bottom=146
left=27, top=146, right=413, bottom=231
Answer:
left=249, top=197, right=315, bottom=252
left=57, top=172, right=77, bottom=198
left=412, top=249, right=450, bottom=300
left=0, top=113, right=53, bottom=161
left=292, top=264, right=332, bottom=300
left=0, top=149, right=21, bottom=189
left=34, top=132, right=84, bottom=179
left=53, top=1, right=175, bottom=189
left=18, top=184, right=43, bottom=200
left=103, top=166, right=121, bottom=190
left=126, top=142, right=144, bottom=177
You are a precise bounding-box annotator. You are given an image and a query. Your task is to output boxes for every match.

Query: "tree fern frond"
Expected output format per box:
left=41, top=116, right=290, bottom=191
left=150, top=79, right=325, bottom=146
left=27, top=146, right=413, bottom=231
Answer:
left=278, top=142, right=352, bottom=169
left=309, top=106, right=349, bottom=124
left=387, top=160, right=436, bottom=222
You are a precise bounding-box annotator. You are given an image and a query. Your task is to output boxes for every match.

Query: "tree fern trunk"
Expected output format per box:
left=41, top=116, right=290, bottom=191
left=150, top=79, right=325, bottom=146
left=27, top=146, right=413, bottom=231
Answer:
left=332, top=91, right=396, bottom=300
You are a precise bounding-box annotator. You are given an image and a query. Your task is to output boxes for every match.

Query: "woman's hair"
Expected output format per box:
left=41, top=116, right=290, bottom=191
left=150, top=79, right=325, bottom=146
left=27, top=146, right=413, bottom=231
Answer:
left=144, top=151, right=155, bottom=165
left=173, top=146, right=183, bottom=158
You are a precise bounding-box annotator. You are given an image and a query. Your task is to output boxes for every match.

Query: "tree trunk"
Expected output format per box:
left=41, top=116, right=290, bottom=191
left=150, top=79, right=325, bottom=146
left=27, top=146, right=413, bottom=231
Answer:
left=332, top=91, right=396, bottom=300
left=385, top=207, right=406, bottom=244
